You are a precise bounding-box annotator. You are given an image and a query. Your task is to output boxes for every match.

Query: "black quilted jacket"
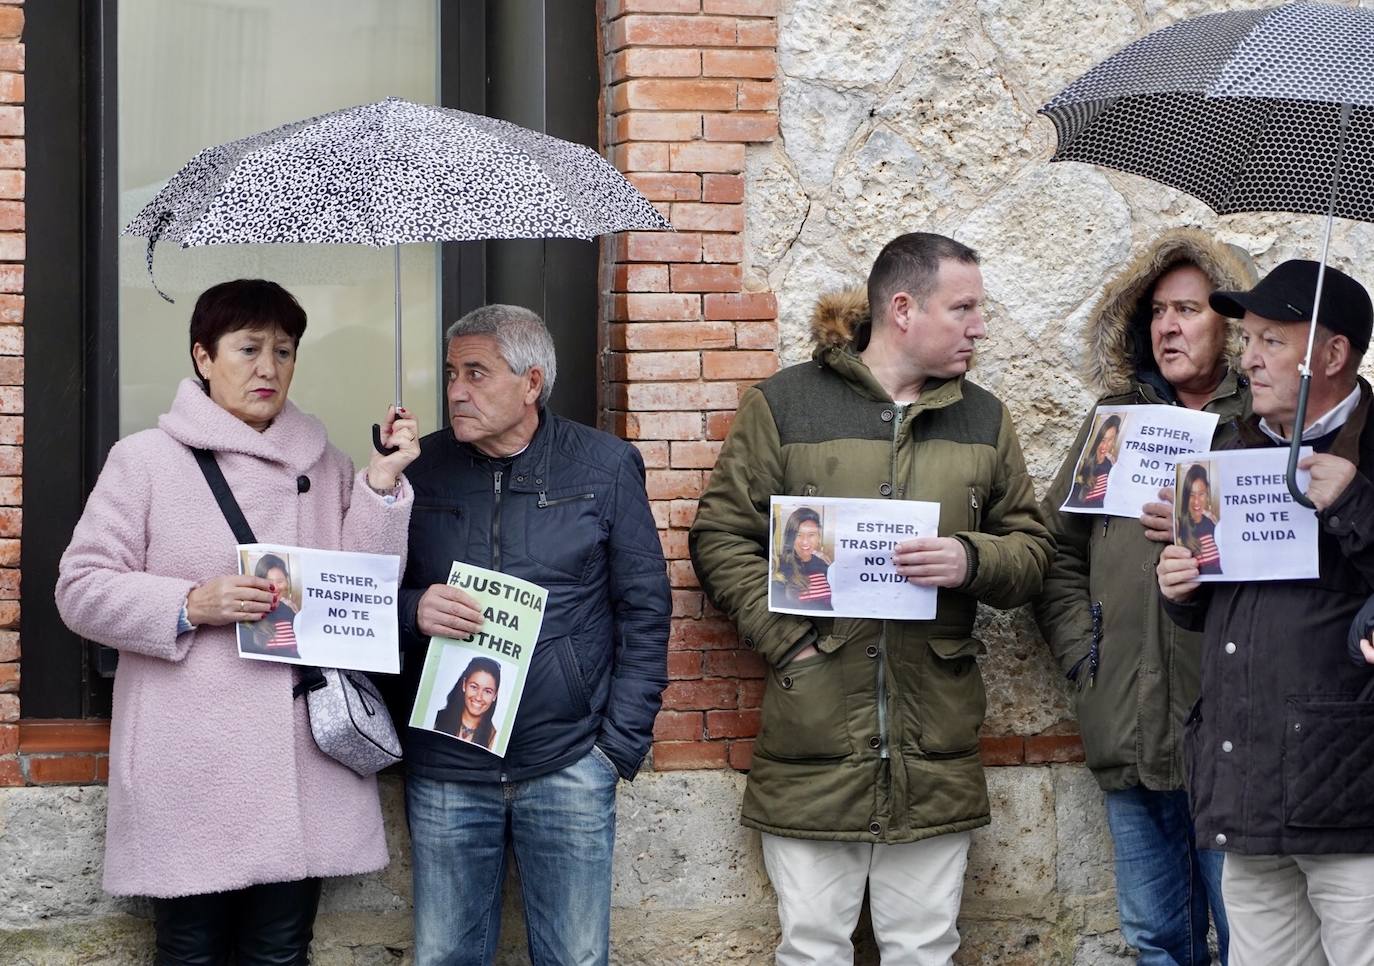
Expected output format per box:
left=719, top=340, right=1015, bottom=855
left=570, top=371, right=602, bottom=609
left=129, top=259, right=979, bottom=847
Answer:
left=397, top=411, right=670, bottom=783
left=1165, top=380, right=1374, bottom=855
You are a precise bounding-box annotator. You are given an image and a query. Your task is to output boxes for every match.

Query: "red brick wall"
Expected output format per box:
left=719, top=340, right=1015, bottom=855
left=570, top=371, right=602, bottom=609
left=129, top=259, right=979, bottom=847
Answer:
left=604, top=0, right=781, bottom=771
left=603, top=0, right=1087, bottom=774
left=0, top=0, right=22, bottom=787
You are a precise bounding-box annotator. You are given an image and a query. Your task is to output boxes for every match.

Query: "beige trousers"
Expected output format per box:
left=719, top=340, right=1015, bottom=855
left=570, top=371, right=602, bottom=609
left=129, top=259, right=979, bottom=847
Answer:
left=1223, top=852, right=1374, bottom=966
left=761, top=831, right=972, bottom=966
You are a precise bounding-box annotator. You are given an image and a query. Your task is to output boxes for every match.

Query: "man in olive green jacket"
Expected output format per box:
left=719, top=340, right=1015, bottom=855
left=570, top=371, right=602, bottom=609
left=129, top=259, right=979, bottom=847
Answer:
left=690, top=233, right=1052, bottom=965
left=1034, top=229, right=1254, bottom=966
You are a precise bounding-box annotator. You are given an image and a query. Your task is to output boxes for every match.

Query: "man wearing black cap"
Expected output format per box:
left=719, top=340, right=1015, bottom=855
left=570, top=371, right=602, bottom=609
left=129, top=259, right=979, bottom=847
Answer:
left=1158, top=259, right=1374, bottom=963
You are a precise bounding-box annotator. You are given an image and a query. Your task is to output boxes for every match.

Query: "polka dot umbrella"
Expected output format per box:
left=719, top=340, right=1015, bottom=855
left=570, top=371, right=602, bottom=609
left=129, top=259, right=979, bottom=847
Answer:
left=123, top=96, right=672, bottom=452
left=1040, top=0, right=1374, bottom=506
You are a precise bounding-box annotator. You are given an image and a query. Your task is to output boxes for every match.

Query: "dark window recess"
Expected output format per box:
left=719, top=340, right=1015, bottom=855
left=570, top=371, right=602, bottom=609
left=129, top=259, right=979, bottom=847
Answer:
left=441, top=0, right=601, bottom=429
left=23, top=0, right=599, bottom=718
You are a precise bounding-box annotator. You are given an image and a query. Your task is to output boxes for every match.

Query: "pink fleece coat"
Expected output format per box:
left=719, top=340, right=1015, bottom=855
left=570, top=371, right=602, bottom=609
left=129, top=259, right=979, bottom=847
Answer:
left=56, top=379, right=412, bottom=898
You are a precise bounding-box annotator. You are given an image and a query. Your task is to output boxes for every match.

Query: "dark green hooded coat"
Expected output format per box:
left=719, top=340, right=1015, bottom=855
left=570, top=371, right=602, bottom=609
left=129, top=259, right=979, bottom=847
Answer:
left=1034, top=229, right=1254, bottom=792
left=690, top=290, right=1053, bottom=843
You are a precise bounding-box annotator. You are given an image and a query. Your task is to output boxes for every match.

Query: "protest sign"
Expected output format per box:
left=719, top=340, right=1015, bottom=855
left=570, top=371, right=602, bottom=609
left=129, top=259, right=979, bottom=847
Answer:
left=1060, top=405, right=1219, bottom=518
left=236, top=544, right=401, bottom=673
left=409, top=562, right=548, bottom=758
left=768, top=495, right=940, bottom=621
left=1173, top=448, right=1318, bottom=583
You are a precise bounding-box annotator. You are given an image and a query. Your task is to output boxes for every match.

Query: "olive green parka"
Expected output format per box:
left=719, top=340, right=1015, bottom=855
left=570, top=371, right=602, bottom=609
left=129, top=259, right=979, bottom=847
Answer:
left=690, top=291, right=1053, bottom=843
left=1033, top=229, right=1255, bottom=792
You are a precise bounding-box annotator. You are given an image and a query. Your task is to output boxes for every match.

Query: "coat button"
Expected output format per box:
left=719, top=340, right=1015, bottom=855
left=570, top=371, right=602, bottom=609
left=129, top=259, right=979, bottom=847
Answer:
left=1222, top=740, right=1233, bottom=753
left=880, top=409, right=894, bottom=422
left=517, top=475, right=526, bottom=482
left=879, top=483, right=893, bottom=496
left=869, top=821, right=881, bottom=835
left=1215, top=833, right=1227, bottom=846
left=865, top=644, right=879, bottom=658
left=1225, top=641, right=1237, bottom=654
left=781, top=676, right=793, bottom=690
left=868, top=736, right=881, bottom=749
left=1331, top=515, right=1342, bottom=527
left=743, top=637, right=755, bottom=649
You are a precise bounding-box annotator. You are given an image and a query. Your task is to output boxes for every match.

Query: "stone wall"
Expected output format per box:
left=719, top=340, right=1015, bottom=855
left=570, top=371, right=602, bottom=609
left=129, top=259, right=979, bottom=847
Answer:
left=9, top=0, right=1374, bottom=963
left=1, top=770, right=1125, bottom=965
left=750, top=0, right=1374, bottom=751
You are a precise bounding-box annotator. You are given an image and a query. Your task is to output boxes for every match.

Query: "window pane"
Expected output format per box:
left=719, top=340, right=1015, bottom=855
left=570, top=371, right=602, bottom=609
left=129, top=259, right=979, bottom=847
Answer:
left=118, top=0, right=440, bottom=466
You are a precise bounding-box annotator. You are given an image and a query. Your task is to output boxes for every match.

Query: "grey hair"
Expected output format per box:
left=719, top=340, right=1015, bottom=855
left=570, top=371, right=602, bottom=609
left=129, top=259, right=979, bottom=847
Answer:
left=445, top=304, right=557, bottom=407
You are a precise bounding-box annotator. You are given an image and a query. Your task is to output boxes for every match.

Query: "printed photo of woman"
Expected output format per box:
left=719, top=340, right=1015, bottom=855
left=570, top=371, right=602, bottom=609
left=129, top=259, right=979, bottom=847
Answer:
left=240, top=553, right=301, bottom=659
left=1068, top=413, right=1123, bottom=509
left=771, top=506, right=833, bottom=611
left=1176, top=462, right=1223, bottom=576
left=434, top=657, right=502, bottom=751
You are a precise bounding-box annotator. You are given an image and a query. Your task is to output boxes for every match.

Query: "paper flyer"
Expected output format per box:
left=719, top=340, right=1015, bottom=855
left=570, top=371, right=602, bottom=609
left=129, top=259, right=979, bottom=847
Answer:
left=768, top=495, right=941, bottom=621
left=235, top=544, right=401, bottom=673
left=1173, top=448, right=1318, bottom=583
left=409, top=562, right=548, bottom=758
left=1060, top=404, right=1220, bottom=518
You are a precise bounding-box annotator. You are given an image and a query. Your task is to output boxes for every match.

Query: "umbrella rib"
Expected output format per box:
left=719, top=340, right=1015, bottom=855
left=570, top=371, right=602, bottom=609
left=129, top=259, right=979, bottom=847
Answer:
left=1212, top=96, right=1283, bottom=214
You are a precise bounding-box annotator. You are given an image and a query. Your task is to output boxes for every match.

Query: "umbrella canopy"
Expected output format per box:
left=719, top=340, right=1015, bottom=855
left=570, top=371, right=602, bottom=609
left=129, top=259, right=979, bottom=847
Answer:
left=125, top=95, right=670, bottom=258
left=1041, top=1, right=1374, bottom=220
left=1040, top=0, right=1374, bottom=506
left=122, top=96, right=672, bottom=451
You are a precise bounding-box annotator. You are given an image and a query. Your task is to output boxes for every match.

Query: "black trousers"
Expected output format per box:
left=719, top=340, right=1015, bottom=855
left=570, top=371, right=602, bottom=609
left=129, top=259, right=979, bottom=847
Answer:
left=153, top=878, right=322, bottom=966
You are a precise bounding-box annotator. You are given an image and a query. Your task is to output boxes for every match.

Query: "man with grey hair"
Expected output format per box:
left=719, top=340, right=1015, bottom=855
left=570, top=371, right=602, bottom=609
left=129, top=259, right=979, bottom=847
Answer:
left=398, top=304, right=671, bottom=966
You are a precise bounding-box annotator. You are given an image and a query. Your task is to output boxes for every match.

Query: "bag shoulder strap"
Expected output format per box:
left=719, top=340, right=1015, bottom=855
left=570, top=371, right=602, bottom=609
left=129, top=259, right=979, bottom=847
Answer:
left=193, top=447, right=328, bottom=701
left=191, top=447, right=257, bottom=545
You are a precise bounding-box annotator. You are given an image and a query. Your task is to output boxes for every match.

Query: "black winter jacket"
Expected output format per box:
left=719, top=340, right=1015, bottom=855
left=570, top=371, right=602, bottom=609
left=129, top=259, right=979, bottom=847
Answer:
left=1165, top=380, right=1374, bottom=855
left=398, top=412, right=670, bottom=782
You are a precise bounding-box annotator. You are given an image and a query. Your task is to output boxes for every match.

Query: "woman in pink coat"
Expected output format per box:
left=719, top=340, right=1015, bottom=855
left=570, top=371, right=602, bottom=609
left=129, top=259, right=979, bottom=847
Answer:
left=56, top=279, right=420, bottom=963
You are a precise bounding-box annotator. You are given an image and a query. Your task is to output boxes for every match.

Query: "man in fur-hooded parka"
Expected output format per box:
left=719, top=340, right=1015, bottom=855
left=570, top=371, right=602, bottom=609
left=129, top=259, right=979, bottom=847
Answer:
left=1034, top=229, right=1254, bottom=965
left=691, top=233, right=1051, bottom=962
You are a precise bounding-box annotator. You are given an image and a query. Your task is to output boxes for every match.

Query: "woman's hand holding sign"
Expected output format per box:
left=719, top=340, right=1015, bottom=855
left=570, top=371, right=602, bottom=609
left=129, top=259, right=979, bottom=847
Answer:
left=187, top=575, right=276, bottom=626
left=892, top=537, right=968, bottom=588
left=417, top=584, right=485, bottom=639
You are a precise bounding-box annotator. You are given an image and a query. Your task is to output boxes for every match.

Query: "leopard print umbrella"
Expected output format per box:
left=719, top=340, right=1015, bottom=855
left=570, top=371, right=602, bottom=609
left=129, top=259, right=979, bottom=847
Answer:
left=123, top=97, right=672, bottom=449
left=123, top=96, right=672, bottom=297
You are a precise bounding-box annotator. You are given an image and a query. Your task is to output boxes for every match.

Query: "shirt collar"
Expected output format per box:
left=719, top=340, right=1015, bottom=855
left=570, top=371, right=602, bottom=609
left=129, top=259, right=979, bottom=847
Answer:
left=1258, top=383, right=1362, bottom=444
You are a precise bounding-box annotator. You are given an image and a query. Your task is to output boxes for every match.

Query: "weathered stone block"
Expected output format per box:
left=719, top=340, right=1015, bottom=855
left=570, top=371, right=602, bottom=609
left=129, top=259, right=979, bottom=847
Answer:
left=1052, top=764, right=1115, bottom=898
left=967, top=767, right=1055, bottom=903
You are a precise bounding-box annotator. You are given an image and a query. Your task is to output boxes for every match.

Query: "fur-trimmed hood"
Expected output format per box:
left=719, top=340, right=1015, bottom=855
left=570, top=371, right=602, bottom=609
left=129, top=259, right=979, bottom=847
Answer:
left=1085, top=228, right=1257, bottom=394
left=810, top=285, right=871, bottom=354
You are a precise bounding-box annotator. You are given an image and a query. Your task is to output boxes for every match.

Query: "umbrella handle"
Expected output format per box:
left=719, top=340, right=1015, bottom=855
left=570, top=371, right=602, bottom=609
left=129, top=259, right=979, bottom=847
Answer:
left=1286, top=374, right=1315, bottom=509
left=372, top=424, right=399, bottom=456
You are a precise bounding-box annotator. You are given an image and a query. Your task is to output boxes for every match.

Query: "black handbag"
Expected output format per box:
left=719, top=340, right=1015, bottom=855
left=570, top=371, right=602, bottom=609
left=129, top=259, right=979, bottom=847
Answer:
left=192, top=448, right=402, bottom=776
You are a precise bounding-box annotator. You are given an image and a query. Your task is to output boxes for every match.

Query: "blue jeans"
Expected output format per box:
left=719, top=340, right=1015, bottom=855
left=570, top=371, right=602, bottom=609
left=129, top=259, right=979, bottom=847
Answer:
left=1105, top=787, right=1228, bottom=966
left=406, top=746, right=619, bottom=966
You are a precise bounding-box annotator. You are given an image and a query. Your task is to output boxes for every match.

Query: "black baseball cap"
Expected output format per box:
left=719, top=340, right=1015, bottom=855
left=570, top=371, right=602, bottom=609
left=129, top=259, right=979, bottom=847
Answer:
left=1210, top=259, right=1373, bottom=353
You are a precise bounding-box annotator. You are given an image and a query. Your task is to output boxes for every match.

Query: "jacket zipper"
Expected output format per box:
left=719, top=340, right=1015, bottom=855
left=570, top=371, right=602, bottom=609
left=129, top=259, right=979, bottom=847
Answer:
left=492, top=469, right=503, bottom=571
left=537, top=492, right=595, bottom=509
left=875, top=406, right=905, bottom=761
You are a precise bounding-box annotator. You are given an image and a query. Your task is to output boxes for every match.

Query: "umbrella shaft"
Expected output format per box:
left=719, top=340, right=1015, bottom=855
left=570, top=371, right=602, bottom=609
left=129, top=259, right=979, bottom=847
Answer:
left=1303, top=102, right=1352, bottom=376
left=393, top=244, right=403, bottom=410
